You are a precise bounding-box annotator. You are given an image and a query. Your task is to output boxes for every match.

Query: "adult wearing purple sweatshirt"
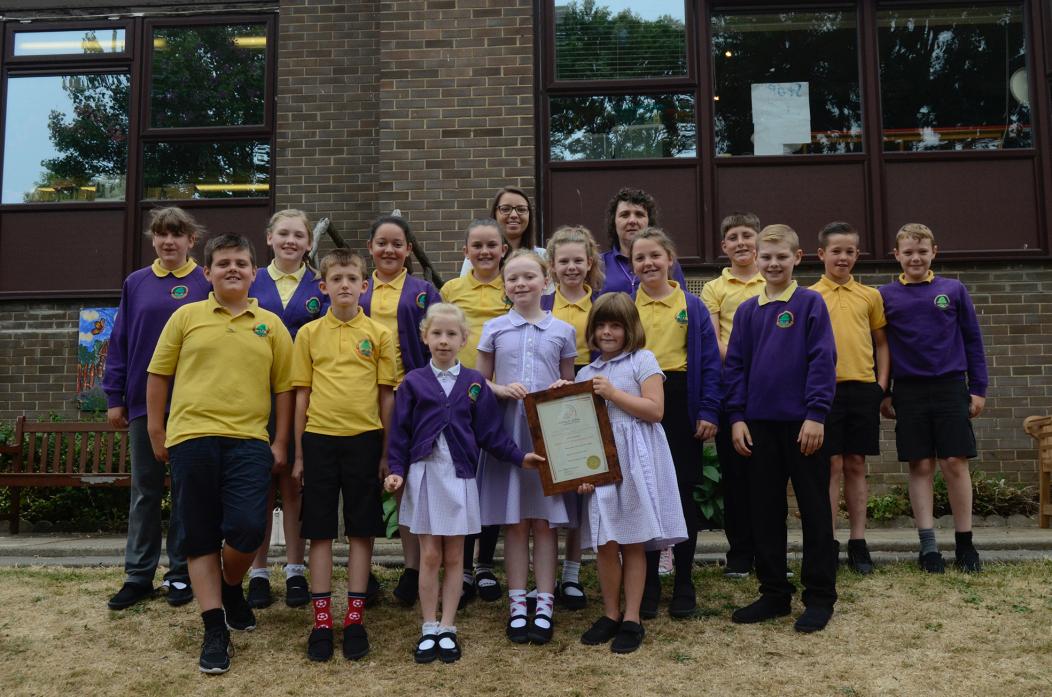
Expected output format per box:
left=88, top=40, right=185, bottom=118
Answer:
left=598, top=187, right=687, bottom=295
left=103, top=207, right=210, bottom=611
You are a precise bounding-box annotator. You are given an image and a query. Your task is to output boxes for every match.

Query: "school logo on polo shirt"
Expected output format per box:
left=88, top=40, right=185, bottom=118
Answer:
left=170, top=285, right=188, bottom=300
left=776, top=311, right=794, bottom=329
left=305, top=296, right=321, bottom=315
left=357, top=338, right=373, bottom=358
left=254, top=323, right=271, bottom=337
left=415, top=291, right=428, bottom=310
left=675, top=309, right=688, bottom=325
left=468, top=382, right=482, bottom=402
left=934, top=294, right=950, bottom=310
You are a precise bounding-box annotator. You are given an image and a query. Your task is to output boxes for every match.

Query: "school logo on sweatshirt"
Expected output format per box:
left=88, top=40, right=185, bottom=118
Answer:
left=934, top=294, right=950, bottom=310
left=170, top=285, right=188, bottom=300
left=675, top=309, right=688, bottom=325
left=253, top=323, right=270, bottom=337
left=468, top=382, right=482, bottom=402
left=415, top=291, right=428, bottom=310
left=775, top=310, right=794, bottom=329
left=305, top=296, right=321, bottom=315
left=357, top=338, right=373, bottom=358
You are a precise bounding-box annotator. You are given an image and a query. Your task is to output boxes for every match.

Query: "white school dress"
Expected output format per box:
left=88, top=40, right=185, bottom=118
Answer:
left=576, top=350, right=687, bottom=551
left=399, top=362, right=482, bottom=537
left=476, top=309, right=577, bottom=527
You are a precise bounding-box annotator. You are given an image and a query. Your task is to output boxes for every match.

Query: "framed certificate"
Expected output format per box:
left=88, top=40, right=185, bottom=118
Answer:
left=524, top=380, right=621, bottom=496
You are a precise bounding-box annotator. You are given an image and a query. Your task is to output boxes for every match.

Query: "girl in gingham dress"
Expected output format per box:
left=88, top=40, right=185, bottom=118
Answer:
left=571, top=292, right=687, bottom=654
left=475, top=249, right=577, bottom=645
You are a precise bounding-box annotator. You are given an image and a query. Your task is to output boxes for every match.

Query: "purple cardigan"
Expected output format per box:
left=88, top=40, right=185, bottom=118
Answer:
left=102, top=264, right=211, bottom=420
left=388, top=366, right=526, bottom=478
left=599, top=247, right=688, bottom=296
left=249, top=268, right=329, bottom=340
left=360, top=274, right=442, bottom=374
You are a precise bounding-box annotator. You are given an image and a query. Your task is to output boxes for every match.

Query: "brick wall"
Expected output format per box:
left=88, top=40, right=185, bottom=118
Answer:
left=0, top=303, right=82, bottom=420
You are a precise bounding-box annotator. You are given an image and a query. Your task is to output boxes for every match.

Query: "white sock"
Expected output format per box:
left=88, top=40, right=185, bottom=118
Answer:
left=534, top=592, right=555, bottom=629
left=249, top=567, right=270, bottom=581
left=561, top=561, right=582, bottom=595
left=508, top=589, right=528, bottom=625
left=463, top=571, right=474, bottom=585
left=285, top=564, right=306, bottom=579
left=421, top=620, right=440, bottom=636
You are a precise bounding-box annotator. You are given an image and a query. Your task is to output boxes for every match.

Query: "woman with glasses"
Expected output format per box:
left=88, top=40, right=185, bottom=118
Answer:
left=460, top=186, right=546, bottom=277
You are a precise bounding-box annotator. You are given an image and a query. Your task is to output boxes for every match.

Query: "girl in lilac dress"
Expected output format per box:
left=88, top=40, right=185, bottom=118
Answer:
left=475, top=249, right=577, bottom=645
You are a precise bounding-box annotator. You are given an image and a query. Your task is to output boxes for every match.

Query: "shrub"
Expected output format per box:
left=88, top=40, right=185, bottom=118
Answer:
left=862, top=470, right=1038, bottom=521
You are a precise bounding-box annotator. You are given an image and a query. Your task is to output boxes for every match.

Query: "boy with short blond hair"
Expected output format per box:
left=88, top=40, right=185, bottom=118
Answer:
left=147, top=233, right=294, bottom=674
left=724, top=224, right=838, bottom=632
left=811, top=222, right=889, bottom=574
left=879, top=223, right=987, bottom=574
left=291, top=247, right=397, bottom=662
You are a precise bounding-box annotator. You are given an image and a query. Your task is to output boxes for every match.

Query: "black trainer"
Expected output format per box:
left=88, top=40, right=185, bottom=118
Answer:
left=165, top=580, right=194, bottom=608
left=954, top=545, right=983, bottom=573
left=580, top=616, right=620, bottom=645
left=199, top=625, right=232, bottom=674
left=668, top=582, right=696, bottom=619
left=731, top=595, right=791, bottom=624
left=246, top=576, right=272, bottom=609
left=365, top=573, right=382, bottom=608
left=847, top=540, right=875, bottom=575
left=919, top=550, right=946, bottom=574
left=392, top=568, right=419, bottom=606
left=610, top=620, right=645, bottom=654
left=342, top=624, right=370, bottom=660
left=640, top=579, right=660, bottom=620
left=794, top=605, right=833, bottom=633
left=307, top=627, right=333, bottom=662
left=107, top=581, right=153, bottom=610
left=285, top=575, right=310, bottom=608
left=223, top=586, right=257, bottom=632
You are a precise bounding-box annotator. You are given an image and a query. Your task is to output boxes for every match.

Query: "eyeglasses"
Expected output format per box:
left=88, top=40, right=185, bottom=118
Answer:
left=497, top=205, right=529, bottom=216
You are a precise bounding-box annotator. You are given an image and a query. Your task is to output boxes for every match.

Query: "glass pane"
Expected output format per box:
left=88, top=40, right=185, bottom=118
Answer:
left=2, top=74, right=129, bottom=204
left=142, top=140, right=270, bottom=199
left=711, top=11, right=862, bottom=156
left=13, top=28, right=127, bottom=56
left=878, top=6, right=1030, bottom=151
left=550, top=93, right=695, bottom=160
left=150, top=24, right=267, bottom=128
left=554, top=1, right=687, bottom=80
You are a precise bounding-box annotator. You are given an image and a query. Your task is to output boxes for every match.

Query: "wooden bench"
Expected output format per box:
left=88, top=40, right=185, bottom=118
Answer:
left=1023, top=415, right=1052, bottom=529
left=0, top=416, right=130, bottom=534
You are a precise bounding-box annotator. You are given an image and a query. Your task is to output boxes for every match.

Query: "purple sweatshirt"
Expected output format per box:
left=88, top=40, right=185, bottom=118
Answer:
left=360, top=274, right=442, bottom=373
left=249, top=268, right=329, bottom=339
left=723, top=284, right=837, bottom=424
left=388, top=366, right=526, bottom=478
left=879, top=274, right=988, bottom=397
left=102, top=263, right=211, bottom=420
left=598, top=247, right=688, bottom=295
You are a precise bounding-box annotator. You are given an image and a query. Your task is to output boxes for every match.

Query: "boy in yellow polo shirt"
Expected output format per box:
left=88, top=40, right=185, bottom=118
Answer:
left=810, top=222, right=889, bottom=574
left=290, top=248, right=397, bottom=663
left=147, top=233, right=294, bottom=674
left=701, top=212, right=764, bottom=578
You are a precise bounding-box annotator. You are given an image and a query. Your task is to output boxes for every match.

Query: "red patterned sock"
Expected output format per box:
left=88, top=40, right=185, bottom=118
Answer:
left=312, top=592, right=333, bottom=630
left=345, top=592, right=367, bottom=626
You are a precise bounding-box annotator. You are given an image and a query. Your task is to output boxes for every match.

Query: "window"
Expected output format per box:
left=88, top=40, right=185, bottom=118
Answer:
left=13, top=28, right=127, bottom=56
left=143, top=140, right=270, bottom=199
left=550, top=93, right=696, bottom=160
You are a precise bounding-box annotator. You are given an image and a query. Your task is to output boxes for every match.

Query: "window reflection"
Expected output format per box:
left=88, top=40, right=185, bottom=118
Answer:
left=550, top=93, right=695, bottom=161
left=150, top=24, right=267, bottom=128
left=554, top=1, right=687, bottom=80
left=13, top=29, right=126, bottom=56
left=2, top=73, right=129, bottom=204
left=142, top=140, right=270, bottom=199
left=711, top=11, right=862, bottom=156
left=878, top=6, right=1030, bottom=151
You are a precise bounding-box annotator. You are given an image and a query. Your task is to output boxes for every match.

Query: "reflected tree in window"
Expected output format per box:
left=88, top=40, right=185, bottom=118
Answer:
left=143, top=140, right=270, bottom=199
left=550, top=93, right=695, bottom=161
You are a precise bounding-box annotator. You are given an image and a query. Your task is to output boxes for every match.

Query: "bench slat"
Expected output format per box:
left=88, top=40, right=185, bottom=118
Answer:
left=117, top=433, right=128, bottom=475
left=65, top=432, right=76, bottom=473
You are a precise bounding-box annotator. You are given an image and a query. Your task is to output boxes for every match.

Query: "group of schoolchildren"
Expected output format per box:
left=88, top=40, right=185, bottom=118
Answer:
left=101, top=185, right=988, bottom=675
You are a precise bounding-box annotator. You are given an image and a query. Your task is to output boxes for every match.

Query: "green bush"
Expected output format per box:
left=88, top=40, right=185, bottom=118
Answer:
left=693, top=445, right=724, bottom=528
left=863, top=470, right=1038, bottom=521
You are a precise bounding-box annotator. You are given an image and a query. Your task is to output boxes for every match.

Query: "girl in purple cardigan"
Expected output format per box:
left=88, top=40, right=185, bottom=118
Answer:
left=384, top=303, right=542, bottom=663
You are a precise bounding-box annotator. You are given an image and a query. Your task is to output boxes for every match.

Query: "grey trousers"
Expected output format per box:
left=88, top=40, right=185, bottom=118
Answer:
left=124, top=417, right=188, bottom=585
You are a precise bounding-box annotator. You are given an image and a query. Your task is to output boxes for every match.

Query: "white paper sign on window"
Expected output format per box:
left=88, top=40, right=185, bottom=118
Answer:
left=750, top=82, right=812, bottom=156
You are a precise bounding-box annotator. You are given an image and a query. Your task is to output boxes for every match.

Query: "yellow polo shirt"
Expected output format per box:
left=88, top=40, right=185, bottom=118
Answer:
left=636, top=282, right=688, bottom=372
left=148, top=294, right=293, bottom=447
left=810, top=275, right=887, bottom=383
left=291, top=307, right=397, bottom=436
left=552, top=285, right=592, bottom=365
left=151, top=258, right=198, bottom=278
left=370, top=268, right=406, bottom=383
left=268, top=262, right=306, bottom=309
left=701, top=267, right=766, bottom=345
left=439, top=271, right=510, bottom=368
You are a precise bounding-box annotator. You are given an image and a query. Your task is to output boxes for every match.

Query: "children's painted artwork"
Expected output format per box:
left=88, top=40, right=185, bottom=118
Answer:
left=76, top=307, right=118, bottom=411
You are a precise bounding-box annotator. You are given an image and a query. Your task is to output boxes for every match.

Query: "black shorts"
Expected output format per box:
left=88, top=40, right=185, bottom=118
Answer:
left=823, top=381, right=883, bottom=457
left=300, top=430, right=385, bottom=540
left=892, top=377, right=977, bottom=462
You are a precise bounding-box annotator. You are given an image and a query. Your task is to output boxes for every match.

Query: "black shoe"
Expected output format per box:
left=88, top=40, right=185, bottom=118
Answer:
left=640, top=580, right=660, bottom=620
left=458, top=580, right=476, bottom=610
left=393, top=568, right=419, bottom=606
left=506, top=615, right=529, bottom=644
left=794, top=606, right=833, bottom=633
left=527, top=615, right=554, bottom=645
left=165, top=581, right=194, bottom=608
left=668, top=582, right=696, bottom=619
left=365, top=573, right=381, bottom=608
left=557, top=581, right=587, bottom=611
left=437, top=631, right=462, bottom=663
left=199, top=625, right=232, bottom=674
left=847, top=540, right=875, bottom=575
left=108, top=581, right=153, bottom=610
left=285, top=575, right=310, bottom=608
left=580, top=616, right=620, bottom=645
left=414, top=634, right=438, bottom=664
left=611, top=620, right=645, bottom=654
left=223, top=587, right=257, bottom=632
left=919, top=551, right=945, bottom=574
left=307, top=627, right=333, bottom=662
left=832, top=539, right=841, bottom=568
left=246, top=577, right=272, bottom=609
left=723, top=564, right=751, bottom=579
left=474, top=569, right=502, bottom=602
left=342, top=624, right=369, bottom=660
left=954, top=545, right=983, bottom=573
left=731, top=595, right=791, bottom=624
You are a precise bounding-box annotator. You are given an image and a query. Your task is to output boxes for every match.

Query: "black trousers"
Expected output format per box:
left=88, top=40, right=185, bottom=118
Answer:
left=745, top=420, right=836, bottom=608
left=716, top=414, right=754, bottom=570
left=464, top=525, right=500, bottom=572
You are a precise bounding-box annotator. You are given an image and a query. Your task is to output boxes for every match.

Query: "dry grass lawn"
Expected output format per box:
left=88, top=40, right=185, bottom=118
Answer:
left=1, top=562, right=1050, bottom=697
